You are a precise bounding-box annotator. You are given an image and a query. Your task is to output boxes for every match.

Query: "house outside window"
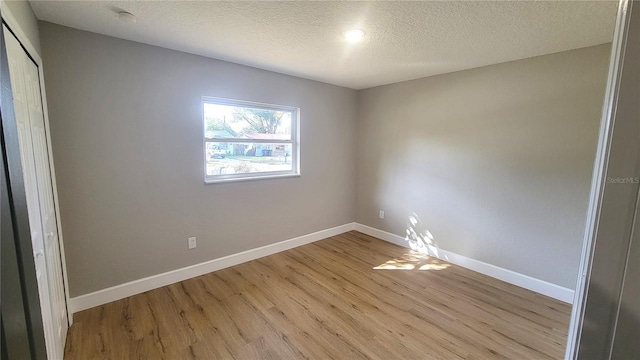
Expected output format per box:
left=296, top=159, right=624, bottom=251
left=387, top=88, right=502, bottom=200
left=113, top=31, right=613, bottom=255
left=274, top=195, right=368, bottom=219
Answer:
left=203, top=97, right=300, bottom=183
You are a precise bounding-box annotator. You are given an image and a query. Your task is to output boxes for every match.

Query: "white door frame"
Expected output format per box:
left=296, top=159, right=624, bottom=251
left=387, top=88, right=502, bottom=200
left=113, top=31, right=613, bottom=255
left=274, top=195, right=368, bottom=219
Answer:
left=0, top=4, right=72, bottom=326
left=565, top=0, right=639, bottom=358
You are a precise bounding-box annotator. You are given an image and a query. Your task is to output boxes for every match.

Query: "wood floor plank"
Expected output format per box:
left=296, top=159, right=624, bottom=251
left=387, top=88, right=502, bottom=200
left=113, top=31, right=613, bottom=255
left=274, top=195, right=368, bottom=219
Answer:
left=65, top=231, right=571, bottom=359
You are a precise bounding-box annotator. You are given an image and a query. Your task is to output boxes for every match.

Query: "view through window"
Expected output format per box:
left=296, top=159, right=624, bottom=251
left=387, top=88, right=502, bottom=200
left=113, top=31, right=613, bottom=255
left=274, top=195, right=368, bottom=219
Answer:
left=203, top=97, right=299, bottom=182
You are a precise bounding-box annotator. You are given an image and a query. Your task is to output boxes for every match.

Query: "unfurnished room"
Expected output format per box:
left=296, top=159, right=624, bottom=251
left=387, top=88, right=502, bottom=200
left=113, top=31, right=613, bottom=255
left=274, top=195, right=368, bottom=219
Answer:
left=1, top=1, right=638, bottom=359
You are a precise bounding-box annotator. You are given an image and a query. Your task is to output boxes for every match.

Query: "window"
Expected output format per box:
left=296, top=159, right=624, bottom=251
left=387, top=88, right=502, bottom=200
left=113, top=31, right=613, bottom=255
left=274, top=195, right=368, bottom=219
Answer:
left=203, top=97, right=299, bottom=183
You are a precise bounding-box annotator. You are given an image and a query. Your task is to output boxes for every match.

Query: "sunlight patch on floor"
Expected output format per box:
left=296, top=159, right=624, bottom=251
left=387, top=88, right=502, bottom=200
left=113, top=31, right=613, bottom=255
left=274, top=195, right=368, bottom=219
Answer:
left=374, top=212, right=451, bottom=271
left=374, top=251, right=450, bottom=271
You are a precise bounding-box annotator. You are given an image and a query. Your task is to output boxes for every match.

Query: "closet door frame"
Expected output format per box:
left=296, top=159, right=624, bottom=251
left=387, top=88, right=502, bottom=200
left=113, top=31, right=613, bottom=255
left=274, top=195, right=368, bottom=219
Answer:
left=566, top=0, right=640, bottom=358
left=1, top=18, right=48, bottom=360
left=1, top=8, right=71, bottom=326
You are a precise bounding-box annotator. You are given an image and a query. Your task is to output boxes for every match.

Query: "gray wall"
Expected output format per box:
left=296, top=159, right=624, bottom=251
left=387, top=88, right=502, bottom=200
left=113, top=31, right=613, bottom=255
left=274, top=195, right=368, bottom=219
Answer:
left=355, top=44, right=611, bottom=289
left=39, top=22, right=358, bottom=297
left=1, top=0, right=40, bottom=56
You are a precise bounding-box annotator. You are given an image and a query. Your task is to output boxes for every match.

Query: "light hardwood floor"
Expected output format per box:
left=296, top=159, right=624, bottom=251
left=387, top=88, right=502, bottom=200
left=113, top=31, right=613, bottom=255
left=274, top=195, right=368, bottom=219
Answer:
left=64, top=231, right=571, bottom=359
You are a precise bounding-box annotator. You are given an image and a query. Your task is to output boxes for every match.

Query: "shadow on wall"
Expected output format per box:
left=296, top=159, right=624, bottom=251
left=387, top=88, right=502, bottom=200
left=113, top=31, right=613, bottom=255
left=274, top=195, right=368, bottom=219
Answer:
left=373, top=212, right=451, bottom=271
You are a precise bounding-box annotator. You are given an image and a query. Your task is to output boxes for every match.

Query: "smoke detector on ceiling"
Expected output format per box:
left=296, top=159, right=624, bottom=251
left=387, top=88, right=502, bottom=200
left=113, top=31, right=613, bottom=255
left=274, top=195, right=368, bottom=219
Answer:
left=117, top=11, right=136, bottom=24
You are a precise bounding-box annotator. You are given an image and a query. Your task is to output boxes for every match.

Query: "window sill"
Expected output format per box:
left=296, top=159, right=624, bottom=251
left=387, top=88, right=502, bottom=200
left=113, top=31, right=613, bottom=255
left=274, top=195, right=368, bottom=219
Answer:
left=204, top=173, right=301, bottom=185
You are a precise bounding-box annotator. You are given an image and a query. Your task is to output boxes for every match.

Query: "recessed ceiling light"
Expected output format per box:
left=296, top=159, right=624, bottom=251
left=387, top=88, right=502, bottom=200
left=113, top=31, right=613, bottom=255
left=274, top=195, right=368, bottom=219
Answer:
left=343, top=29, right=365, bottom=43
left=117, top=11, right=136, bottom=24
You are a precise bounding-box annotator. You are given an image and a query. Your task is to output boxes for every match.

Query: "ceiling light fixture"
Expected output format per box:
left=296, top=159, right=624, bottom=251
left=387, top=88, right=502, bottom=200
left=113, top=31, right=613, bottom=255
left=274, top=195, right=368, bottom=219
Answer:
left=117, top=11, right=137, bottom=24
left=343, top=29, right=365, bottom=43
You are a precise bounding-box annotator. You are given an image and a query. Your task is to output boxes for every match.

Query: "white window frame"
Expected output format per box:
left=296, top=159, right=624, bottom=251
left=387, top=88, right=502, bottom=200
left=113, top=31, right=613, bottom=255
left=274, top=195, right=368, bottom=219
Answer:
left=202, top=96, right=300, bottom=184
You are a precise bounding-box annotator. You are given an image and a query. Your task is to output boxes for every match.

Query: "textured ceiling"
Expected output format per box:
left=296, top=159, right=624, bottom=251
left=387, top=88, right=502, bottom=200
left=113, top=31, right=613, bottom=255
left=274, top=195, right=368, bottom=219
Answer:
left=30, top=1, right=617, bottom=89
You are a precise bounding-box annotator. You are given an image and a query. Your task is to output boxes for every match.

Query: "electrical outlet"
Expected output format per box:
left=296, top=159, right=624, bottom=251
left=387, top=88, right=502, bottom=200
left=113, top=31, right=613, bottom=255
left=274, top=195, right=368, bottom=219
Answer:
left=188, top=237, right=197, bottom=249
left=379, top=210, right=385, bottom=219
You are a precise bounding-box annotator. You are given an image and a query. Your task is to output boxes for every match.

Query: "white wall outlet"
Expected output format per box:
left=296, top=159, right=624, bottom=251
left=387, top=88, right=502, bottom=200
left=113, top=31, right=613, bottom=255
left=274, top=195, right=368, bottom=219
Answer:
left=188, top=237, right=197, bottom=249
left=379, top=210, right=385, bottom=219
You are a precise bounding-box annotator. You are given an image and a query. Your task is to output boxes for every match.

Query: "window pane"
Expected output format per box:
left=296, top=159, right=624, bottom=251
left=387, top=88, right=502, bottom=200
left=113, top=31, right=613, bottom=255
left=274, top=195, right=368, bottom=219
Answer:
left=205, top=142, right=293, bottom=176
left=204, top=103, right=292, bottom=140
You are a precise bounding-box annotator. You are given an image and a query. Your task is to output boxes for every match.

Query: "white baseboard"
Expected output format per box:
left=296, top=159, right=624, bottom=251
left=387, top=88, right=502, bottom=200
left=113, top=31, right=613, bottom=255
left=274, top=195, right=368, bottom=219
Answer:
left=68, top=223, right=356, bottom=316
left=353, top=223, right=575, bottom=304
left=69, top=221, right=573, bottom=317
